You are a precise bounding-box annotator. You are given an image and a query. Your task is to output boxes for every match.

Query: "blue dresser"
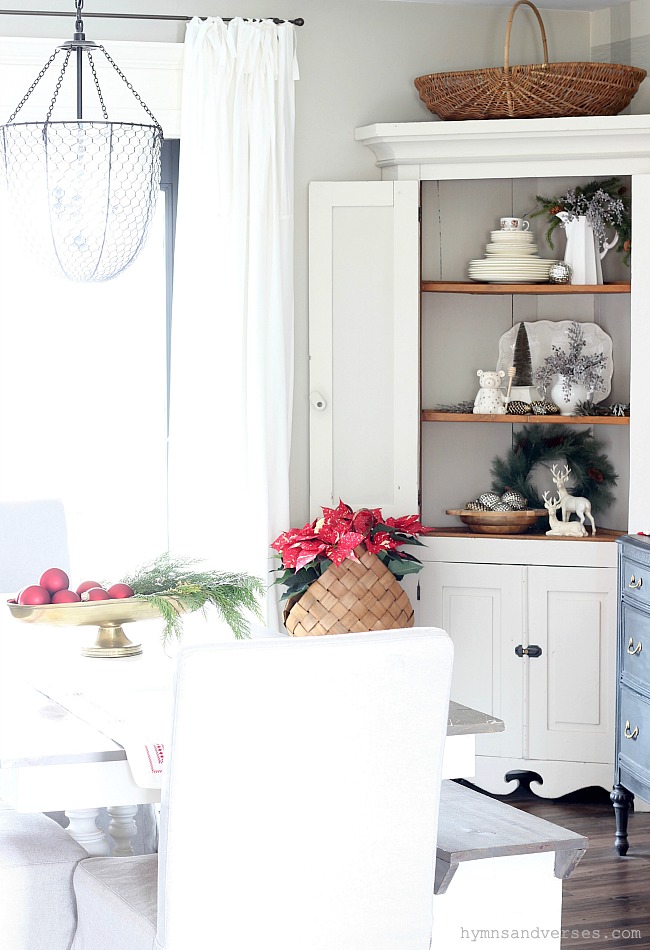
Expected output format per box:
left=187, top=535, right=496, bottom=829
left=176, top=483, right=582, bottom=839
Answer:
left=611, top=534, right=650, bottom=854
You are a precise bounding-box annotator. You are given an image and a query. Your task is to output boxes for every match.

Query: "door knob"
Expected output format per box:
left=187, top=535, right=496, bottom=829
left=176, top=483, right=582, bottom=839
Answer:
left=515, top=644, right=543, bottom=658
left=310, top=391, right=327, bottom=410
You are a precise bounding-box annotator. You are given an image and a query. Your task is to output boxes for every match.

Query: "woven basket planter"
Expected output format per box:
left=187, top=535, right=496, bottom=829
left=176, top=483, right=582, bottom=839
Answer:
left=283, top=545, right=414, bottom=637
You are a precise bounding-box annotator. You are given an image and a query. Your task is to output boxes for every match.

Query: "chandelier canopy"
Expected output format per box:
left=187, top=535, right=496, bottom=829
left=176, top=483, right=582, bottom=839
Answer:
left=0, top=0, right=163, bottom=282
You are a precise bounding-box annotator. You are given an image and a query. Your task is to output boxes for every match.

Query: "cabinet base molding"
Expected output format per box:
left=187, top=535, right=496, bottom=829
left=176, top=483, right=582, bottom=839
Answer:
left=471, top=756, right=613, bottom=799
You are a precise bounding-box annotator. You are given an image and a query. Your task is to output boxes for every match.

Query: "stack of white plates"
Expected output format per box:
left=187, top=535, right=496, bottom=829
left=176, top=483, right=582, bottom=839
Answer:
left=468, top=258, right=558, bottom=283
left=468, top=229, right=557, bottom=282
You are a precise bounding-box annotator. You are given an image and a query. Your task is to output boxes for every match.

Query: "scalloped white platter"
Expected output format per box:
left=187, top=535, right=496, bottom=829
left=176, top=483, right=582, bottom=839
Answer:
left=496, top=321, right=613, bottom=405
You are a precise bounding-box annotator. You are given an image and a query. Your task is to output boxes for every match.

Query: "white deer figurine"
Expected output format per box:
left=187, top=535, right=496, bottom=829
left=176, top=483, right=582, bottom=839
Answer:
left=543, top=492, right=588, bottom=537
left=550, top=464, right=596, bottom=536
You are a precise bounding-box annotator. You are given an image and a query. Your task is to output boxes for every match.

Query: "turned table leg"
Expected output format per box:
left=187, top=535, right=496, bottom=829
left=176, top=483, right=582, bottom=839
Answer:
left=107, top=804, right=139, bottom=856
left=65, top=808, right=112, bottom=856
left=611, top=784, right=634, bottom=856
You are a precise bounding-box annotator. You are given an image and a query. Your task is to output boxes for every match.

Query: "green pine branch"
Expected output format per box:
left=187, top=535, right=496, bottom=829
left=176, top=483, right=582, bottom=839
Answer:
left=121, top=552, right=264, bottom=643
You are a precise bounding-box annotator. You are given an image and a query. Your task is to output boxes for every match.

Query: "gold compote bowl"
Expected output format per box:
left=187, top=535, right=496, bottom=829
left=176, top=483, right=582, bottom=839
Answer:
left=7, top=597, right=182, bottom=658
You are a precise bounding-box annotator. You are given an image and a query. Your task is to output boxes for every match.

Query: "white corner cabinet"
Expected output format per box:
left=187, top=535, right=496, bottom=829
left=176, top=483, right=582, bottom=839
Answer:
left=415, top=536, right=616, bottom=796
left=309, top=116, right=650, bottom=796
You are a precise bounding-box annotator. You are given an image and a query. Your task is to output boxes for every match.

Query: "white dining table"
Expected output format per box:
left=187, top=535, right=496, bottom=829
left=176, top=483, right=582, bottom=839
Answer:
left=0, top=615, right=504, bottom=856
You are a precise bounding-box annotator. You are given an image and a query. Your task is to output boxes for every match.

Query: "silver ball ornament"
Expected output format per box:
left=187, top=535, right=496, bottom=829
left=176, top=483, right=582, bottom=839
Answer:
left=548, top=261, right=572, bottom=284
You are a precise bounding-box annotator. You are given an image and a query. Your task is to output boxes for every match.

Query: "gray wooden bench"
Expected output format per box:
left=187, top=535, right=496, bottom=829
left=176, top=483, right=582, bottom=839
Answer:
left=432, top=781, right=588, bottom=949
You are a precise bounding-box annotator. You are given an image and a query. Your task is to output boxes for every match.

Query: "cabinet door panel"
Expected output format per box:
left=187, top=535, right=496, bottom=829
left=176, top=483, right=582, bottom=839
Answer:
left=418, top=561, right=524, bottom=757
left=308, top=181, right=419, bottom=519
left=527, top=566, right=616, bottom=764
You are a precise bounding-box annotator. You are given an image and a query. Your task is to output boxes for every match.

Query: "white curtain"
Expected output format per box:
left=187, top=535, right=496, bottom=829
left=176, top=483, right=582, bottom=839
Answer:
left=167, top=17, right=298, bottom=628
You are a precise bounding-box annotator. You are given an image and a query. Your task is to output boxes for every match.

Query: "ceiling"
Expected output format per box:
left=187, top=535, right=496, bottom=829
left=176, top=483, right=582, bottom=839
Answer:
left=382, top=0, right=628, bottom=9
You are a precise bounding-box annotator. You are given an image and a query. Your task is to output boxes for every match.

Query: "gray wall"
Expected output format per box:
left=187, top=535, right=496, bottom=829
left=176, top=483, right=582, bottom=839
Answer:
left=592, top=1, right=650, bottom=114
left=0, top=0, right=593, bottom=526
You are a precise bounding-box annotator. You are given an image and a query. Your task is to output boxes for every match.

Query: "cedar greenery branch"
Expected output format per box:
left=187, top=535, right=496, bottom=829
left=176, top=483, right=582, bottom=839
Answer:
left=530, top=177, right=631, bottom=265
left=121, top=553, right=264, bottom=643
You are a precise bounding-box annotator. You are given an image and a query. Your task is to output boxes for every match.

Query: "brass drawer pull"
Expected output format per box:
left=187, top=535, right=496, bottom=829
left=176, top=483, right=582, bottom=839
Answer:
left=624, top=721, right=639, bottom=740
left=627, top=637, right=643, bottom=655
left=629, top=575, right=643, bottom=590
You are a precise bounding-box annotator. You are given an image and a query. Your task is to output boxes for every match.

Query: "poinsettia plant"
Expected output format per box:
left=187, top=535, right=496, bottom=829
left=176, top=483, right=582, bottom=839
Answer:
left=270, top=500, right=434, bottom=602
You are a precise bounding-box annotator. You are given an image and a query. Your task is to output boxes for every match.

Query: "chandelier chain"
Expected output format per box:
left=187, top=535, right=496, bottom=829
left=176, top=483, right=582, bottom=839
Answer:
left=7, top=49, right=59, bottom=123
left=86, top=51, right=109, bottom=121
left=98, top=45, right=162, bottom=132
left=45, top=48, right=72, bottom=122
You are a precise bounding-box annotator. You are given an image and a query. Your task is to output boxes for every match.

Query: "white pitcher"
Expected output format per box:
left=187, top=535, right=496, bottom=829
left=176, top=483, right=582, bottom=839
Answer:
left=555, top=212, right=618, bottom=285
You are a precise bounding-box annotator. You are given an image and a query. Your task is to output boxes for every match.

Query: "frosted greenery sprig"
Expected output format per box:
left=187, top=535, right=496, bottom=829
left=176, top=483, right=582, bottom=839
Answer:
left=530, top=177, right=631, bottom=264
left=121, top=552, right=264, bottom=643
left=533, top=322, right=608, bottom=400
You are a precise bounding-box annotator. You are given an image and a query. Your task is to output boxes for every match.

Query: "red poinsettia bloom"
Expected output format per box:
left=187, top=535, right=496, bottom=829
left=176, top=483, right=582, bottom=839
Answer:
left=293, top=540, right=328, bottom=571
left=352, top=507, right=382, bottom=536
left=384, top=514, right=432, bottom=535
left=320, top=500, right=354, bottom=527
left=271, top=500, right=434, bottom=582
left=365, top=530, right=400, bottom=554
left=325, top=531, right=365, bottom=565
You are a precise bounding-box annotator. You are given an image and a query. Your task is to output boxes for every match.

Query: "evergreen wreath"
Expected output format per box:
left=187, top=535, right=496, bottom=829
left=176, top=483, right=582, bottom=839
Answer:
left=490, top=424, right=617, bottom=514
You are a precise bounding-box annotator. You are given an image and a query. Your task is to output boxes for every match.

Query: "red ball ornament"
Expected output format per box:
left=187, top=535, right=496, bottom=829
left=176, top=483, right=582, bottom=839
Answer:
left=107, top=583, right=134, bottom=599
left=18, top=585, right=51, bottom=606
left=39, top=567, right=70, bottom=594
left=51, top=589, right=81, bottom=604
left=76, top=580, right=102, bottom=596
left=81, top=587, right=110, bottom=602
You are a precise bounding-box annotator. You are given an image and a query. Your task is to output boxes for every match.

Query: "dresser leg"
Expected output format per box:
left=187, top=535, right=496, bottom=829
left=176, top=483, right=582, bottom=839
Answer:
left=611, top=784, right=634, bottom=855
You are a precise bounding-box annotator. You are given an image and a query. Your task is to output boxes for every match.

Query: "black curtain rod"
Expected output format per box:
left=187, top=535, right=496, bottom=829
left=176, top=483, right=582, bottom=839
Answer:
left=0, top=9, right=303, bottom=25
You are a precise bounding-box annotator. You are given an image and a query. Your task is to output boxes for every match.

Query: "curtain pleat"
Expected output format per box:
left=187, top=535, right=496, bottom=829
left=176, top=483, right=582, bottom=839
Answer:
left=168, top=17, right=298, bottom=630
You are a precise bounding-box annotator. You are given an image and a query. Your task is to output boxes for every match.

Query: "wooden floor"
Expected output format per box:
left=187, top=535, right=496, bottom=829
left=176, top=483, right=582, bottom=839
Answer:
left=495, top=785, right=650, bottom=949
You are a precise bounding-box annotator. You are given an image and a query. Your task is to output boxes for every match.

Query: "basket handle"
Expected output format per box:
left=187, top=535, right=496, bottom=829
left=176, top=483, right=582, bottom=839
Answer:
left=504, top=0, right=549, bottom=70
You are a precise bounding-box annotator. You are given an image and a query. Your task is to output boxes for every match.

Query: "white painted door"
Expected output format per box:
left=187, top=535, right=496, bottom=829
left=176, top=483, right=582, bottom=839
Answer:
left=527, top=566, right=616, bottom=764
left=308, top=181, right=420, bottom=519
left=418, top=560, right=525, bottom=758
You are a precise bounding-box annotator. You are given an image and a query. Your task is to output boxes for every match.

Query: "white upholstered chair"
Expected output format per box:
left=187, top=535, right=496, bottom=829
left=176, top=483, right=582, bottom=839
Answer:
left=71, top=626, right=454, bottom=950
left=0, top=802, right=88, bottom=950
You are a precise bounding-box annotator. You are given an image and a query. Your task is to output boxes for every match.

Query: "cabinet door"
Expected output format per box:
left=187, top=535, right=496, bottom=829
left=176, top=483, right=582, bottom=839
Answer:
left=527, top=566, right=616, bottom=764
left=308, top=181, right=419, bottom=519
left=418, top=560, right=524, bottom=758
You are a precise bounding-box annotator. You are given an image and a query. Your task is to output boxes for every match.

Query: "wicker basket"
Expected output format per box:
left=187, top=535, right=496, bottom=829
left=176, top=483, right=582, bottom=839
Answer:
left=414, top=0, right=646, bottom=121
left=283, top=545, right=414, bottom=637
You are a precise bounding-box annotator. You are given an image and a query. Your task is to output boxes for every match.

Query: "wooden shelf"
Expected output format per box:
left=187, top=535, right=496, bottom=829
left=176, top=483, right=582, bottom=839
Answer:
left=432, top=526, right=625, bottom=541
left=421, top=281, right=631, bottom=295
left=422, top=412, right=629, bottom=425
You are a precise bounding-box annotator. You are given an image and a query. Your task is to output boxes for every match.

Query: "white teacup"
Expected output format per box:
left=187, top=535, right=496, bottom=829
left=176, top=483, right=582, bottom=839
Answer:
left=500, top=217, right=530, bottom=231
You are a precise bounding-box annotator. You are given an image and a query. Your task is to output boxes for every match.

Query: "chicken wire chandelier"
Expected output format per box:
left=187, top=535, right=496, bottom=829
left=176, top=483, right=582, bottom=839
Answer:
left=0, top=0, right=163, bottom=282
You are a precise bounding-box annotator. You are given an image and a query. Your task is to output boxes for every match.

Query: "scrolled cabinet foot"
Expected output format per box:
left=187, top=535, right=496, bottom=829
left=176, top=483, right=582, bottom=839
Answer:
left=611, top=784, right=634, bottom=855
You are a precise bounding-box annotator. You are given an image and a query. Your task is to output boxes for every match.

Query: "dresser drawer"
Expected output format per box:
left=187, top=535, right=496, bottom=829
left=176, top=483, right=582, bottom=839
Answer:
left=621, top=603, right=650, bottom=692
left=621, top=556, right=650, bottom=608
left=618, top=687, right=650, bottom=783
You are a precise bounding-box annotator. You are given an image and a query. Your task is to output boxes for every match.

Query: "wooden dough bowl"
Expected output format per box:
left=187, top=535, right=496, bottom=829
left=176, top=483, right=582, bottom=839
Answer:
left=446, top=509, right=547, bottom=535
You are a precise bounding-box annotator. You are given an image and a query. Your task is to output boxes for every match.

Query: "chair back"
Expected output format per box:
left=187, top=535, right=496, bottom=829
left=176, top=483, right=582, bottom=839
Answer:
left=155, top=626, right=454, bottom=950
left=0, top=499, right=69, bottom=593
